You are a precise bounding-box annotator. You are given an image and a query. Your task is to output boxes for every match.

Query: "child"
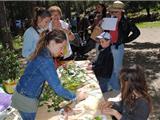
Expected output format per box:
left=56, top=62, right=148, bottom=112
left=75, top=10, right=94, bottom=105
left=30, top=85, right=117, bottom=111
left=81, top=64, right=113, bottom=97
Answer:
left=99, top=65, right=152, bottom=120
left=88, top=32, right=113, bottom=93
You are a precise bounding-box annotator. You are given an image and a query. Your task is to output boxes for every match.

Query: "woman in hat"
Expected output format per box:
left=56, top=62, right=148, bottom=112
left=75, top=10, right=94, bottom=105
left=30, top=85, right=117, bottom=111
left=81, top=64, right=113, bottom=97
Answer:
left=108, top=0, right=140, bottom=92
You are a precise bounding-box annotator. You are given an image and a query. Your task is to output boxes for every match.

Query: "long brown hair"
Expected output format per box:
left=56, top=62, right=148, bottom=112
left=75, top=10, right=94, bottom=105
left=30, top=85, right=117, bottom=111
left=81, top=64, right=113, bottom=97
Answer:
left=120, top=65, right=152, bottom=112
left=30, top=29, right=67, bottom=60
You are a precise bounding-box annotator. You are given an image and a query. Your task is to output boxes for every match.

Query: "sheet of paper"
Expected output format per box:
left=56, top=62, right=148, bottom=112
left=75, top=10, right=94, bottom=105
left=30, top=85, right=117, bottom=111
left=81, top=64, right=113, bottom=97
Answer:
left=101, top=17, right=118, bottom=31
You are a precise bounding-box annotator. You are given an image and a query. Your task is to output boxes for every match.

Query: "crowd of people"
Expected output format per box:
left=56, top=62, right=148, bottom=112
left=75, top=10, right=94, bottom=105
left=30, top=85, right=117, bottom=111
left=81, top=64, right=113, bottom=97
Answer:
left=11, top=1, right=152, bottom=120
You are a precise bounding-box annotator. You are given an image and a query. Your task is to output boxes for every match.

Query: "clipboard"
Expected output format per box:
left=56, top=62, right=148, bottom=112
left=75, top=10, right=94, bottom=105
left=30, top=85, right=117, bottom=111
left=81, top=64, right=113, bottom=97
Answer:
left=101, top=17, right=118, bottom=31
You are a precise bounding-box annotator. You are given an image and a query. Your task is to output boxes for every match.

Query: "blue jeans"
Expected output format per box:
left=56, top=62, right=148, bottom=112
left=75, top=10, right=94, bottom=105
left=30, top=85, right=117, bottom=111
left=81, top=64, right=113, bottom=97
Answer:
left=97, top=77, right=110, bottom=93
left=109, top=44, right=124, bottom=91
left=19, top=111, right=36, bottom=120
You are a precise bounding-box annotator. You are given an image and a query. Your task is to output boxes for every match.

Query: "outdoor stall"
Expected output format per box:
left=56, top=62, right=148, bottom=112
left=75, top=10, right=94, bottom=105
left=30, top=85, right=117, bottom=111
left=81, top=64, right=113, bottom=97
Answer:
left=36, top=60, right=112, bottom=120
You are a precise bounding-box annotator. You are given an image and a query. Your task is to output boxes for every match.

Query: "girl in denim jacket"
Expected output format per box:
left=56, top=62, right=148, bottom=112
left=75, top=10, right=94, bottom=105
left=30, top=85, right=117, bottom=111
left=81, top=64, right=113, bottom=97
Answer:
left=12, top=29, right=86, bottom=120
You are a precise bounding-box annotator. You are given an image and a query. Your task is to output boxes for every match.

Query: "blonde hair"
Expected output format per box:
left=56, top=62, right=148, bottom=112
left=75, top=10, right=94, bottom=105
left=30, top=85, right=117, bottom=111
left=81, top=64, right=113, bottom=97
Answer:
left=30, top=29, right=67, bottom=60
left=48, top=6, right=62, bottom=17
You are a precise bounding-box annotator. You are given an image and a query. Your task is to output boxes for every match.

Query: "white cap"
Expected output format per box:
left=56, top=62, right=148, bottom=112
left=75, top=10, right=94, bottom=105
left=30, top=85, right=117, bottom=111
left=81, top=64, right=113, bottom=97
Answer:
left=96, top=32, right=111, bottom=40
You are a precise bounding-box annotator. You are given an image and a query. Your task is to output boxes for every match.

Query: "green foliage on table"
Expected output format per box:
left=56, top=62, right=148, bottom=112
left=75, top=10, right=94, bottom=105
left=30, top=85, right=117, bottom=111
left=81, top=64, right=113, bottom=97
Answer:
left=59, top=62, right=86, bottom=91
left=39, top=61, right=86, bottom=112
left=94, top=116, right=102, bottom=120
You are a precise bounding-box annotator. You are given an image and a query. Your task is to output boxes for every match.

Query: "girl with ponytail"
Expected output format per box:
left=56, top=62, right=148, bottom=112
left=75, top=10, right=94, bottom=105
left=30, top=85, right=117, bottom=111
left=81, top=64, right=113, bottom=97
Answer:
left=22, top=7, right=51, bottom=58
left=12, top=29, right=87, bottom=120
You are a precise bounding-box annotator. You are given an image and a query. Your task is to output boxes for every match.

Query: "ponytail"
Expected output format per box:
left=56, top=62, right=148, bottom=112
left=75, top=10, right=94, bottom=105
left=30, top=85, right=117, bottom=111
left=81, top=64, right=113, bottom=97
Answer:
left=32, top=7, right=51, bottom=27
left=29, top=29, right=67, bottom=60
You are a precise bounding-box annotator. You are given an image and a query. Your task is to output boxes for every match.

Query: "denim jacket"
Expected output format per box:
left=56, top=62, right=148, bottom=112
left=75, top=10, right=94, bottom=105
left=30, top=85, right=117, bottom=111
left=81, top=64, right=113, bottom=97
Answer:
left=16, top=48, right=76, bottom=100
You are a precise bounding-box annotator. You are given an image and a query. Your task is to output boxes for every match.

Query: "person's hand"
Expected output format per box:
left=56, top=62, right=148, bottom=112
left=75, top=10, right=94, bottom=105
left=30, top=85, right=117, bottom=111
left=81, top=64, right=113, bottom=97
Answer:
left=98, top=19, right=104, bottom=26
left=101, top=107, right=122, bottom=120
left=86, top=64, right=92, bottom=70
left=62, top=29, right=75, bottom=41
left=60, top=107, right=73, bottom=120
left=64, top=106, right=73, bottom=113
left=76, top=91, right=88, bottom=102
left=99, top=100, right=113, bottom=111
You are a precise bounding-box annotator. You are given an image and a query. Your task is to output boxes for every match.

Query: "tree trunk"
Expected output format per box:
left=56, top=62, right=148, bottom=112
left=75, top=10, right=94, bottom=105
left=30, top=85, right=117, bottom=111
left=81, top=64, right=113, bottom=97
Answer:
left=65, top=1, right=71, bottom=20
left=0, top=1, right=13, bottom=49
left=146, top=7, right=151, bottom=19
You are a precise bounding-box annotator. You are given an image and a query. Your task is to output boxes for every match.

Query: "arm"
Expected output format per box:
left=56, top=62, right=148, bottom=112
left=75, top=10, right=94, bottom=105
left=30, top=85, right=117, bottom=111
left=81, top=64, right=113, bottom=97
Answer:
left=127, top=21, right=140, bottom=43
left=100, top=101, right=122, bottom=120
left=39, top=58, right=76, bottom=100
left=61, top=20, right=75, bottom=41
left=63, top=29, right=75, bottom=41
left=103, top=99, right=150, bottom=120
left=92, top=50, right=105, bottom=71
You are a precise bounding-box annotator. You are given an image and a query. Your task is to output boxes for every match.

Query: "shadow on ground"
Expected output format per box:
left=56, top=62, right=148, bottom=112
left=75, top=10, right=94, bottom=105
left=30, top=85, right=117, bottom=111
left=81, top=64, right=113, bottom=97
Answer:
left=124, top=42, right=160, bottom=120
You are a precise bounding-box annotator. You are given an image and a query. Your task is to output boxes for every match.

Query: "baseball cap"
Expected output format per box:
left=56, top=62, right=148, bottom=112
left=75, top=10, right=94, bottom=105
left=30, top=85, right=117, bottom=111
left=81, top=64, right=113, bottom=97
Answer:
left=96, top=32, right=111, bottom=40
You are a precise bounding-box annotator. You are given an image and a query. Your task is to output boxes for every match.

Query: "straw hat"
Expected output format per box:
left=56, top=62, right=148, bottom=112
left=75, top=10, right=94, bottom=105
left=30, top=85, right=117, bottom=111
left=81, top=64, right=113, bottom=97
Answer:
left=109, top=0, right=125, bottom=12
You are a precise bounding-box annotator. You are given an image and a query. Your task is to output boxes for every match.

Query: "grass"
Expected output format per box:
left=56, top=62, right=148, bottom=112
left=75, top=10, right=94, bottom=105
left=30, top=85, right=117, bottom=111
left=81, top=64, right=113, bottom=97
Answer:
left=136, top=21, right=160, bottom=28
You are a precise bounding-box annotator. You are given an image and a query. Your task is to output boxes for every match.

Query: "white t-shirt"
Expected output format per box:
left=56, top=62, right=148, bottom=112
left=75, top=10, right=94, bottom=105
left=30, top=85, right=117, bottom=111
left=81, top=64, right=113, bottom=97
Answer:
left=48, top=20, right=69, bottom=31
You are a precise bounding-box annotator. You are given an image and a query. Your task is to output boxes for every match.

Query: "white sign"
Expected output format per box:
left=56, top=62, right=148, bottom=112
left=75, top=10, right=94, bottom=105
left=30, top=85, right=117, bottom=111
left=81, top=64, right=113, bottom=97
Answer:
left=101, top=17, right=118, bottom=31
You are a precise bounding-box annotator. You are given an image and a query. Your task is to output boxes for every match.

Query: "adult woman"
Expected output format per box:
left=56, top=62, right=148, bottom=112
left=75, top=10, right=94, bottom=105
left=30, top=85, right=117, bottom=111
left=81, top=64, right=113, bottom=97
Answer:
left=22, top=7, right=51, bottom=58
left=89, top=3, right=107, bottom=59
left=12, top=29, right=86, bottom=120
left=100, top=65, right=152, bottom=120
left=90, top=3, right=107, bottom=30
left=108, top=1, right=140, bottom=91
left=48, top=6, right=75, bottom=59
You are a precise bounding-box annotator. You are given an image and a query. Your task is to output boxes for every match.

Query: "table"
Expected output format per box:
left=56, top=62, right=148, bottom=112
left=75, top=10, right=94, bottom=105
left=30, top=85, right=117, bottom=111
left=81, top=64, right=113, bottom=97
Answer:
left=36, top=60, right=112, bottom=120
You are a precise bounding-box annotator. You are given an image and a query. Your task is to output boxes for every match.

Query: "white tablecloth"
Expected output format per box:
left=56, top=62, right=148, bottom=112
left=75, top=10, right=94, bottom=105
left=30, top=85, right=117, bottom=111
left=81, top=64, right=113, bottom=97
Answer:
left=36, top=61, right=112, bottom=120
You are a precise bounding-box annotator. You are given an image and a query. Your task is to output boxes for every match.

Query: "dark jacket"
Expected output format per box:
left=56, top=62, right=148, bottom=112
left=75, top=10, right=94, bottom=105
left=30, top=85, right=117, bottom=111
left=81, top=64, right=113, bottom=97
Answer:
left=112, top=97, right=150, bottom=120
left=116, top=16, right=140, bottom=45
left=92, top=46, right=113, bottom=78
